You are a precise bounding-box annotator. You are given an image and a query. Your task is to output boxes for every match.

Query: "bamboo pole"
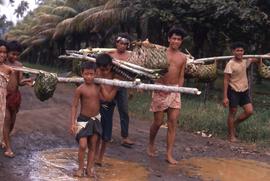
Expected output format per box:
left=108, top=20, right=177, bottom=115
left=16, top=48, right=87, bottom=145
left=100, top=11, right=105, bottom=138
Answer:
left=194, top=55, right=270, bottom=63
left=57, top=77, right=201, bottom=95
left=59, top=53, right=159, bottom=79
left=63, top=51, right=162, bottom=73
left=11, top=66, right=201, bottom=95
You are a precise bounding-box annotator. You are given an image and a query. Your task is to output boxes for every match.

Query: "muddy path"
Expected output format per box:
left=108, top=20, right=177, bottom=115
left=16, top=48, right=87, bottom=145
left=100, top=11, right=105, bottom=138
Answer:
left=0, top=85, right=270, bottom=181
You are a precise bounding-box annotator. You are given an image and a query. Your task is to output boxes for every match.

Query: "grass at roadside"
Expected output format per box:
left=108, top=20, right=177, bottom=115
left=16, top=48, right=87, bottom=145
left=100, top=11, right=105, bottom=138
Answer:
left=128, top=79, right=270, bottom=145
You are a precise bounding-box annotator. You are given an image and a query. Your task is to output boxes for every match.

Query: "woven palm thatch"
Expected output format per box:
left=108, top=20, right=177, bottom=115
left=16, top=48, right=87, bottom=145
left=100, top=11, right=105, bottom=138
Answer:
left=128, top=40, right=169, bottom=70
left=185, top=61, right=217, bottom=82
left=258, top=60, right=270, bottom=79
left=34, top=72, right=58, bottom=101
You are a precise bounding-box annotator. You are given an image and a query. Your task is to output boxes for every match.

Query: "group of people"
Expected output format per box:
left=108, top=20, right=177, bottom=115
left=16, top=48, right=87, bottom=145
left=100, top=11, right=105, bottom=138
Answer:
left=0, top=40, right=32, bottom=158
left=0, top=27, right=259, bottom=178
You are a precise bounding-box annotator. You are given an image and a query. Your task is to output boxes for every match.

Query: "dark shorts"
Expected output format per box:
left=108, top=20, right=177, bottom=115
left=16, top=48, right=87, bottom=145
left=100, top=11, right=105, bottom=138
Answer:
left=75, top=114, right=102, bottom=143
left=100, top=101, right=115, bottom=142
left=228, top=86, right=251, bottom=108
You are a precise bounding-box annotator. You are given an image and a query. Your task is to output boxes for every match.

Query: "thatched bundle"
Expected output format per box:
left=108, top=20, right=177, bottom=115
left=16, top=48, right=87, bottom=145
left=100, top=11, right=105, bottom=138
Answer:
left=185, top=61, right=217, bottom=82
left=258, top=60, right=270, bottom=79
left=34, top=72, right=58, bottom=101
left=128, top=40, right=169, bottom=70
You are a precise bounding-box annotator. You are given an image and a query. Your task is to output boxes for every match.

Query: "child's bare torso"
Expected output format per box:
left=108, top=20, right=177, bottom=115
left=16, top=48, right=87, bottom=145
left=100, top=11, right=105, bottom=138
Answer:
left=5, top=61, right=22, bottom=92
left=79, top=83, right=101, bottom=117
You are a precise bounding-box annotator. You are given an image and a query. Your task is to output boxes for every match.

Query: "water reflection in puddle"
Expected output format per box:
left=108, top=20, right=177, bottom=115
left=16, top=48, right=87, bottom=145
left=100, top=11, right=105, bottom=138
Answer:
left=178, top=157, right=270, bottom=181
left=29, top=148, right=148, bottom=181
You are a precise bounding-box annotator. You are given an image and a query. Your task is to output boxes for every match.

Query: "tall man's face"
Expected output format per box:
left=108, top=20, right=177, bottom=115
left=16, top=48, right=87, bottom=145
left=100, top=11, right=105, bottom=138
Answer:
left=168, top=34, right=183, bottom=50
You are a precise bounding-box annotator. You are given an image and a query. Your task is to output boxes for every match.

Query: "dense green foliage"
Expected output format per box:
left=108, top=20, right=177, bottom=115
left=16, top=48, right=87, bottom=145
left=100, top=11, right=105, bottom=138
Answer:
left=0, top=0, right=270, bottom=68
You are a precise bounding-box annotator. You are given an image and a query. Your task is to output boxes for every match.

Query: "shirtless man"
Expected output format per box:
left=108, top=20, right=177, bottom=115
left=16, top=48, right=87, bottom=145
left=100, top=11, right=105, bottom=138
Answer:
left=3, top=41, right=32, bottom=157
left=108, top=33, right=134, bottom=147
left=147, top=28, right=187, bottom=164
left=0, top=39, right=13, bottom=151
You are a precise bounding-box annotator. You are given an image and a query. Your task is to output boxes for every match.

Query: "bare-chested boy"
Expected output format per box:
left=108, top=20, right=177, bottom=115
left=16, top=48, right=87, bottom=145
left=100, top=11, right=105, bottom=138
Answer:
left=0, top=40, right=13, bottom=151
left=3, top=41, right=32, bottom=158
left=108, top=33, right=134, bottom=147
left=70, top=60, right=117, bottom=178
left=95, top=53, right=118, bottom=166
left=147, top=28, right=187, bottom=164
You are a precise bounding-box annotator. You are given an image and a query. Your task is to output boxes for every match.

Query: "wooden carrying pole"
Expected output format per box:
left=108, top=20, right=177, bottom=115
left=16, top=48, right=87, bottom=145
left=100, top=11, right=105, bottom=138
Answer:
left=11, top=66, right=201, bottom=95
left=57, top=77, right=202, bottom=95
left=194, top=55, right=270, bottom=63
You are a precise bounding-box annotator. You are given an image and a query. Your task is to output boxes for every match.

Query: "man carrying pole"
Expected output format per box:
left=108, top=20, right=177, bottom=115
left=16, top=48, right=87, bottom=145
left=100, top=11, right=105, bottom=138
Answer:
left=147, top=27, right=187, bottom=164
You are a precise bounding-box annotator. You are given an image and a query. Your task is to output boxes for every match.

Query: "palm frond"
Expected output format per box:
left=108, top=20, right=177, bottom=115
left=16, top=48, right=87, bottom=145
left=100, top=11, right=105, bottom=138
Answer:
left=81, top=6, right=132, bottom=33
left=20, top=46, right=33, bottom=57
left=31, top=37, right=48, bottom=46
left=72, top=5, right=104, bottom=33
left=17, top=35, right=31, bottom=42
left=104, top=0, right=122, bottom=9
left=38, top=28, right=55, bottom=38
left=52, top=6, right=77, bottom=18
left=53, top=18, right=74, bottom=40
left=38, top=14, right=62, bottom=24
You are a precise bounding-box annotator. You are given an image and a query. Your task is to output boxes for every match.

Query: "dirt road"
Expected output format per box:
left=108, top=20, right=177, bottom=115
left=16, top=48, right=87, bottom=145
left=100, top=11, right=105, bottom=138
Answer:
left=0, top=85, right=270, bottom=181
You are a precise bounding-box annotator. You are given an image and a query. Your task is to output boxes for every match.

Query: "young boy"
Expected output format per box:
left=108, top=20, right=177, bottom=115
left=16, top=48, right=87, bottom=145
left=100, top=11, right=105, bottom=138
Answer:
left=148, top=27, right=187, bottom=164
left=3, top=41, right=32, bottom=158
left=0, top=40, right=13, bottom=150
left=70, top=60, right=116, bottom=178
left=94, top=53, right=116, bottom=166
left=223, top=42, right=257, bottom=142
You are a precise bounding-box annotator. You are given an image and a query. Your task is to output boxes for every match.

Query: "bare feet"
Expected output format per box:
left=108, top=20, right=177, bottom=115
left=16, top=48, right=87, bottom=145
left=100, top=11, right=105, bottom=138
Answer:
left=147, top=144, right=158, bottom=157
left=122, top=138, right=135, bottom=145
left=166, top=156, right=178, bottom=165
left=4, top=151, right=15, bottom=158
left=4, top=147, right=15, bottom=158
left=86, top=168, right=96, bottom=178
left=73, top=169, right=84, bottom=177
left=228, top=136, right=240, bottom=143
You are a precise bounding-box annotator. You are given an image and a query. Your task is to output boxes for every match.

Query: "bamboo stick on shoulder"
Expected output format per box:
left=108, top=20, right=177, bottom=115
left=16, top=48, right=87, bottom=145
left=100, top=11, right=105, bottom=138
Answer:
left=11, top=66, right=201, bottom=95
left=57, top=77, right=201, bottom=95
left=194, top=55, right=270, bottom=63
left=59, top=53, right=159, bottom=79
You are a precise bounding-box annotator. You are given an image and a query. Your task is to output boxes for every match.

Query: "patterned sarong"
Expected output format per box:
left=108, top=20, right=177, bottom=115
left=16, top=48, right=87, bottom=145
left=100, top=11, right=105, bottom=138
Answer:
left=75, top=113, right=102, bottom=143
left=150, top=90, right=181, bottom=112
left=0, top=72, right=9, bottom=142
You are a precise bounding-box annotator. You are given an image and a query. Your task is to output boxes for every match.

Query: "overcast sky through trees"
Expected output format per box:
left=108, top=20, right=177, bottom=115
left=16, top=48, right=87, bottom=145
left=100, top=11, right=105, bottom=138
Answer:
left=0, top=0, right=37, bottom=23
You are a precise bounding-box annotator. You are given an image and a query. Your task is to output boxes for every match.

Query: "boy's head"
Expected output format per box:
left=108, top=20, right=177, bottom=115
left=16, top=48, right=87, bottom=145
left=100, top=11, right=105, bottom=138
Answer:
left=0, top=39, right=8, bottom=64
left=7, top=41, right=22, bottom=63
left=230, top=42, right=245, bottom=60
left=115, top=33, right=131, bottom=52
left=96, top=53, right=113, bottom=76
left=167, top=27, right=186, bottom=49
left=81, top=61, right=96, bottom=84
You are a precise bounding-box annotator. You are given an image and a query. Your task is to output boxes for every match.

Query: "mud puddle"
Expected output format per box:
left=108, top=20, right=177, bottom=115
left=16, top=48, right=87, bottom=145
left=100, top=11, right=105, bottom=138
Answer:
left=178, top=157, right=270, bottom=181
left=29, top=148, right=149, bottom=181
